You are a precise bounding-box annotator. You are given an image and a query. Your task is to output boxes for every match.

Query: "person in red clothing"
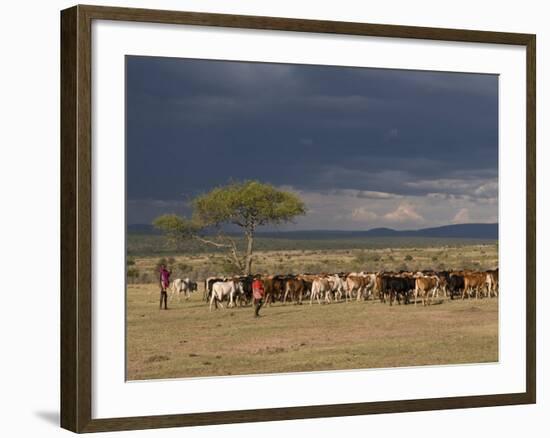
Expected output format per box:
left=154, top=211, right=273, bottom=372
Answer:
left=252, top=275, right=265, bottom=318
left=159, top=264, right=171, bottom=310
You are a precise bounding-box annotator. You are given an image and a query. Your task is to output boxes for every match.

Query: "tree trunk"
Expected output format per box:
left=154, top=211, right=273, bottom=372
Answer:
left=244, top=230, right=254, bottom=275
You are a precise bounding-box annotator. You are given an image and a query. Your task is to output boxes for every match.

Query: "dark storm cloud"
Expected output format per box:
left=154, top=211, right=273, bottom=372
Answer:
left=126, top=56, right=498, bottom=228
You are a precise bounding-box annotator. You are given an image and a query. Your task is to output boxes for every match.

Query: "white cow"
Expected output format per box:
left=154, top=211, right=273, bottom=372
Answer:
left=310, top=278, right=331, bottom=305
left=204, top=276, right=225, bottom=301
left=169, top=278, right=196, bottom=302
left=209, top=280, right=244, bottom=311
left=328, top=275, right=347, bottom=302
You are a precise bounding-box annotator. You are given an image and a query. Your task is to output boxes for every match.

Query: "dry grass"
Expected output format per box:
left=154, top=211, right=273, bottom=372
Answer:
left=127, top=244, right=498, bottom=380
left=127, top=283, right=498, bottom=380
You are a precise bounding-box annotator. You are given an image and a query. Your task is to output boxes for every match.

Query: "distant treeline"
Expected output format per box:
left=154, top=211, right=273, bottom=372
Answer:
left=127, top=233, right=497, bottom=257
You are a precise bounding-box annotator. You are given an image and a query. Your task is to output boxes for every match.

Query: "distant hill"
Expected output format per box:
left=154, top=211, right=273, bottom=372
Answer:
left=128, top=223, right=498, bottom=240
left=255, top=223, right=498, bottom=240
left=362, top=223, right=498, bottom=239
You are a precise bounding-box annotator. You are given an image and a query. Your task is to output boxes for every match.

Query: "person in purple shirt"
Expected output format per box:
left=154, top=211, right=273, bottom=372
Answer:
left=159, top=264, right=171, bottom=310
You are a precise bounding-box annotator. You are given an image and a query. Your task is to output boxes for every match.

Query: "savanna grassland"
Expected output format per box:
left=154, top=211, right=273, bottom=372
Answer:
left=126, top=236, right=498, bottom=380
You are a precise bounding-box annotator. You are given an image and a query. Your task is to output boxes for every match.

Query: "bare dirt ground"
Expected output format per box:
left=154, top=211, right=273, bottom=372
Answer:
left=126, top=283, right=498, bottom=380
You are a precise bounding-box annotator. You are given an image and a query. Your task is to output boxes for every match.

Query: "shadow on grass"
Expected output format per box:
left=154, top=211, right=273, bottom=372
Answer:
left=405, top=299, right=446, bottom=306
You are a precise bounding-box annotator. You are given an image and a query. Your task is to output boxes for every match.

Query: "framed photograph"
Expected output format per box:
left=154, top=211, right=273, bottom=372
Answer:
left=60, top=4, right=536, bottom=433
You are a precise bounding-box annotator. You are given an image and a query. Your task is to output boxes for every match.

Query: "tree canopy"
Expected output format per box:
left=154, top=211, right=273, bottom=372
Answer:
left=153, top=180, right=306, bottom=274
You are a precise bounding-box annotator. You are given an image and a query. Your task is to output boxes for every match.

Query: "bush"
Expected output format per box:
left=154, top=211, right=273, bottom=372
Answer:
left=354, top=252, right=381, bottom=265
left=177, top=262, right=192, bottom=273
left=126, top=257, right=136, bottom=266
left=353, top=252, right=368, bottom=264
left=127, top=267, right=140, bottom=283
left=404, top=254, right=413, bottom=261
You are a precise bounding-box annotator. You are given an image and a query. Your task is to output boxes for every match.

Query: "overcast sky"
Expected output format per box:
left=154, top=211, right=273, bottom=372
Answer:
left=126, top=56, right=498, bottom=230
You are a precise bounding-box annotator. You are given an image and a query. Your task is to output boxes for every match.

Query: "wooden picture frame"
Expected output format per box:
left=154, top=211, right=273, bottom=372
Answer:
left=60, top=4, right=536, bottom=433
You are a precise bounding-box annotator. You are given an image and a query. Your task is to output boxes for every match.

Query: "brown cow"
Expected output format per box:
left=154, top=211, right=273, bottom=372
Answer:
left=462, top=272, right=487, bottom=299
left=283, top=277, right=306, bottom=304
left=374, top=273, right=385, bottom=302
left=346, top=275, right=372, bottom=302
left=433, top=272, right=449, bottom=299
left=486, top=269, right=499, bottom=298
left=414, top=275, right=439, bottom=306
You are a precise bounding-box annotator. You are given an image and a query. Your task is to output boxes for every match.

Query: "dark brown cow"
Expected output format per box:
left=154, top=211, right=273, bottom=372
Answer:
left=297, top=274, right=315, bottom=300
left=232, top=275, right=253, bottom=306
left=262, top=275, right=287, bottom=305
left=447, top=272, right=465, bottom=300
left=380, top=274, right=415, bottom=305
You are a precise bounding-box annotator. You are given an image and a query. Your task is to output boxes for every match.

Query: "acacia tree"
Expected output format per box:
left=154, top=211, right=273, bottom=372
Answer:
left=153, top=180, right=306, bottom=275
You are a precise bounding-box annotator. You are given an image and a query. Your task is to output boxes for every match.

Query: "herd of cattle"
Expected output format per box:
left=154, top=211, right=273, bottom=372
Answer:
left=169, top=269, right=499, bottom=311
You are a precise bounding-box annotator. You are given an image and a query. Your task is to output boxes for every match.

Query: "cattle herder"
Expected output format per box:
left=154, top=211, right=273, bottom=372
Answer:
left=252, top=275, right=265, bottom=318
left=159, top=264, right=171, bottom=310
